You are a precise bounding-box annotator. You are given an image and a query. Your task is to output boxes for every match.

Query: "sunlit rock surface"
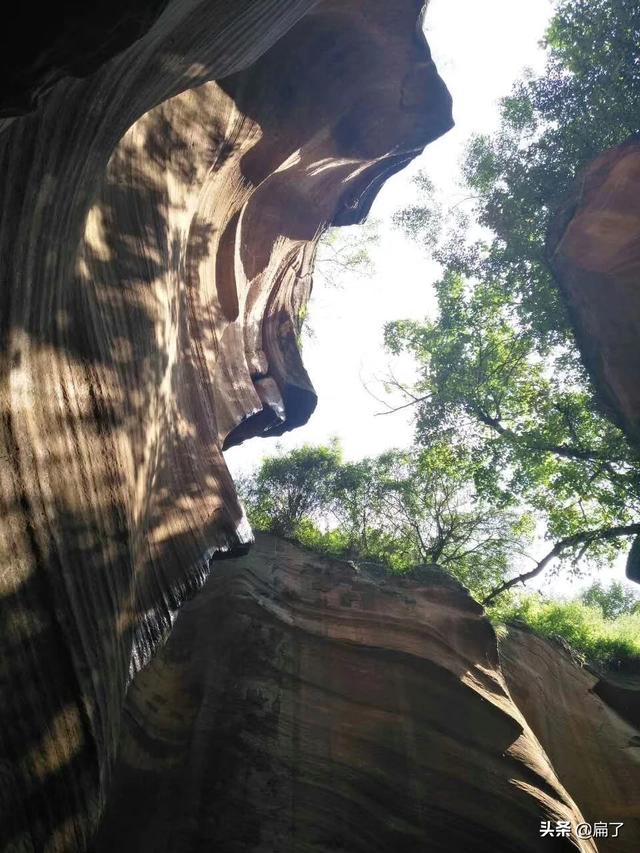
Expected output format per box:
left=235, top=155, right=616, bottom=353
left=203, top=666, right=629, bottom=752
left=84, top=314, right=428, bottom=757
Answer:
left=96, top=533, right=595, bottom=853
left=501, top=629, right=640, bottom=853
left=0, top=2, right=452, bottom=849
left=548, top=136, right=640, bottom=455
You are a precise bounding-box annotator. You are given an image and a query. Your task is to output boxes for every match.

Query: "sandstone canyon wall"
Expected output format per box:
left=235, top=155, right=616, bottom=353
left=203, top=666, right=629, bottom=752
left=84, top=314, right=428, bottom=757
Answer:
left=3, top=3, right=640, bottom=852
left=548, top=135, right=640, bottom=455
left=501, top=629, right=640, bottom=853
left=548, top=136, right=640, bottom=581
left=95, top=532, right=640, bottom=853
left=0, top=2, right=452, bottom=850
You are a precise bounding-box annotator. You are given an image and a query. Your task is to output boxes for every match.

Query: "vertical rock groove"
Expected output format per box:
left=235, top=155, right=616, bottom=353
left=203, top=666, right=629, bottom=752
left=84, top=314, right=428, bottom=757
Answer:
left=0, top=2, right=452, bottom=849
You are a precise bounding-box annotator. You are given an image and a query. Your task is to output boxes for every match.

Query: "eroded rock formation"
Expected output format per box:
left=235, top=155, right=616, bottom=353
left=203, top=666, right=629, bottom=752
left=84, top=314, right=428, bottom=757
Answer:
left=548, top=136, right=640, bottom=581
left=501, top=629, right=640, bottom=853
left=0, top=2, right=452, bottom=850
left=548, top=135, right=640, bottom=454
left=0, top=0, right=170, bottom=116
left=96, top=534, right=602, bottom=853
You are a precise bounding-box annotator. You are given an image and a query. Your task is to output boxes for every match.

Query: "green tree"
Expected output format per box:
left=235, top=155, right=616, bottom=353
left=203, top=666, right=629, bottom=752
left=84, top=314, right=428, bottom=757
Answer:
left=458, top=0, right=640, bottom=341
left=241, top=442, right=531, bottom=600
left=394, top=0, right=640, bottom=344
left=580, top=580, right=639, bottom=619
left=388, top=0, right=640, bottom=601
left=240, top=442, right=342, bottom=538
left=385, top=271, right=640, bottom=602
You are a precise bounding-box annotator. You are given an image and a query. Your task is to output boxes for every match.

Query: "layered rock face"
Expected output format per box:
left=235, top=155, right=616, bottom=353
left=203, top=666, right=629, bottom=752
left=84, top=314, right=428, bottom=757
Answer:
left=0, top=3, right=452, bottom=850
left=548, top=136, right=640, bottom=453
left=96, top=533, right=598, bottom=853
left=501, top=629, right=640, bottom=853
left=548, top=136, right=640, bottom=581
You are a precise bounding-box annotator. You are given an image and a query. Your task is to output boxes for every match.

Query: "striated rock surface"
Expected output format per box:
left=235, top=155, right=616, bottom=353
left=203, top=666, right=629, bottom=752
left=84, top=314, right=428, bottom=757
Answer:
left=501, top=629, right=640, bottom=853
left=0, top=3, right=452, bottom=850
left=96, top=533, right=595, bottom=852
left=548, top=135, right=640, bottom=454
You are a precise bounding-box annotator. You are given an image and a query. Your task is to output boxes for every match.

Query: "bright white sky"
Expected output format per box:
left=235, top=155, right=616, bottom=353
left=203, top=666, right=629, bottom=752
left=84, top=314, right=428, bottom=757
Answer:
left=225, top=0, right=635, bottom=598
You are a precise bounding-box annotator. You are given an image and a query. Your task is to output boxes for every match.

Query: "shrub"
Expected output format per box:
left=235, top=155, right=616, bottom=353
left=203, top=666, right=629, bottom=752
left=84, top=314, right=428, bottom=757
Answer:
left=490, top=593, right=640, bottom=668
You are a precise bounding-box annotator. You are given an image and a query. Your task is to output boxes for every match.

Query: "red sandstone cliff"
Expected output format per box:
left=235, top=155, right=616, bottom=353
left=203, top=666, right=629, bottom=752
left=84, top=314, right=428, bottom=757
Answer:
left=548, top=135, right=640, bottom=456
left=0, top=3, right=452, bottom=849
left=96, top=533, right=629, bottom=853
left=548, top=136, right=640, bottom=581
left=501, top=629, right=640, bottom=853
left=3, top=4, right=640, bottom=852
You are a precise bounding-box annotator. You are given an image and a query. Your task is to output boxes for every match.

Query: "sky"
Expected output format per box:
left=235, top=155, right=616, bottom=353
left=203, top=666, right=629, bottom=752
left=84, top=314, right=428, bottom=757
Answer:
left=225, top=0, right=635, bottom=597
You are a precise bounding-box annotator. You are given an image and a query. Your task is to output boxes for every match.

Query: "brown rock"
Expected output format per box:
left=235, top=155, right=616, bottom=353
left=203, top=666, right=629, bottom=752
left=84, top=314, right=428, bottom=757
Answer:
left=0, top=3, right=452, bottom=849
left=501, top=628, right=640, bottom=853
left=96, top=534, right=594, bottom=852
left=548, top=135, right=640, bottom=454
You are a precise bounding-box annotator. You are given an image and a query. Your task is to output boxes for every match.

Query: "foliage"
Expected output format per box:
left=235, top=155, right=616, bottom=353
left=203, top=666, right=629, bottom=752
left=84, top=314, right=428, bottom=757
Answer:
left=580, top=580, right=640, bottom=619
left=240, top=442, right=531, bottom=599
left=393, top=0, right=640, bottom=344
left=491, top=589, right=640, bottom=668
left=387, top=0, right=640, bottom=594
left=459, top=0, right=640, bottom=341
left=385, top=271, right=640, bottom=581
left=240, top=442, right=342, bottom=538
left=391, top=172, right=442, bottom=248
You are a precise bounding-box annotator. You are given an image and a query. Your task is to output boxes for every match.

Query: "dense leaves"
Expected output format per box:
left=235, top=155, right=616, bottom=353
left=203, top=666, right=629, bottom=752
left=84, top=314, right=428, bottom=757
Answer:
left=460, top=0, right=640, bottom=340
left=492, top=591, right=640, bottom=668
left=388, top=0, right=640, bottom=591
left=580, top=580, right=640, bottom=619
left=385, top=271, right=640, bottom=576
left=239, top=443, right=342, bottom=537
left=240, top=443, right=528, bottom=599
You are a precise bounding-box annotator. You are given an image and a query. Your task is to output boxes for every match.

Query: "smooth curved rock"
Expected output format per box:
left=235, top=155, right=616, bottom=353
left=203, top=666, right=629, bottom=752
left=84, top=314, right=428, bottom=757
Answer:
left=0, top=2, right=452, bottom=849
left=548, top=135, right=640, bottom=454
left=96, top=534, right=594, bottom=853
left=501, top=628, right=640, bottom=853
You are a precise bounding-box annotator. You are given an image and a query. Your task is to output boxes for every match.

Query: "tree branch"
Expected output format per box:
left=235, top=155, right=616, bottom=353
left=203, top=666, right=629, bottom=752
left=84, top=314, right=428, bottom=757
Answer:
left=474, top=408, right=620, bottom=464
left=482, top=522, right=640, bottom=605
left=374, top=394, right=432, bottom=416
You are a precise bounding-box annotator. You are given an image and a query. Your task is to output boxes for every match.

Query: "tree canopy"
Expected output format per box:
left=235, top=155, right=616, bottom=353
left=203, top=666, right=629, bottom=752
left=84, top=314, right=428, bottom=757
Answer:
left=455, top=0, right=640, bottom=341
left=580, top=580, right=640, bottom=620
left=387, top=0, right=640, bottom=598
left=240, top=442, right=528, bottom=599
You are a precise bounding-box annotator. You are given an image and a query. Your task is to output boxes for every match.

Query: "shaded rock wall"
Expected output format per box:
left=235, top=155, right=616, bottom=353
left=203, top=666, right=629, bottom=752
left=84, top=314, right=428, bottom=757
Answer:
left=501, top=629, right=640, bottom=853
left=0, top=0, right=170, bottom=116
left=0, top=3, right=452, bottom=850
left=96, top=534, right=595, bottom=852
left=548, top=135, right=640, bottom=454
